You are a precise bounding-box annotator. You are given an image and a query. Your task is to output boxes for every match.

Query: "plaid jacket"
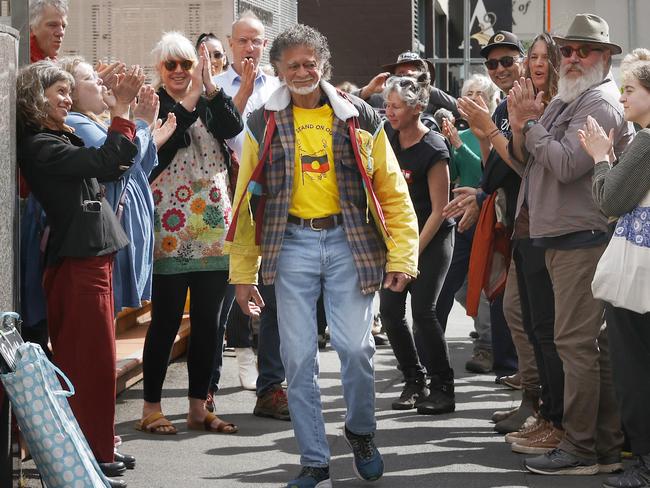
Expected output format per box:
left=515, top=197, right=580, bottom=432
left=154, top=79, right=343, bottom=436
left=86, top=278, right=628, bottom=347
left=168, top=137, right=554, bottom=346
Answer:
left=226, top=81, right=418, bottom=294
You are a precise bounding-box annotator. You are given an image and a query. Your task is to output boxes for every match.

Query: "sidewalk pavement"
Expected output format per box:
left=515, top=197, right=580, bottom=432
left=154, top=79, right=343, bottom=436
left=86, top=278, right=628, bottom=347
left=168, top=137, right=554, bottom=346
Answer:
left=19, top=304, right=618, bottom=487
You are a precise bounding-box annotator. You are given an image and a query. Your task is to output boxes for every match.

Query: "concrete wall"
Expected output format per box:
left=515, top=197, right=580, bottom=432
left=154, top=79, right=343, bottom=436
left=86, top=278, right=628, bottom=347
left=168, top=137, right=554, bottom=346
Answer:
left=0, top=24, right=17, bottom=313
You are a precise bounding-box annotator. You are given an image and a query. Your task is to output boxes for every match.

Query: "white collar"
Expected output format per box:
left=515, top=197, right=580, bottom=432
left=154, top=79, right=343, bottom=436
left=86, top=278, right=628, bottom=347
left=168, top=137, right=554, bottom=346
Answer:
left=264, top=80, right=359, bottom=120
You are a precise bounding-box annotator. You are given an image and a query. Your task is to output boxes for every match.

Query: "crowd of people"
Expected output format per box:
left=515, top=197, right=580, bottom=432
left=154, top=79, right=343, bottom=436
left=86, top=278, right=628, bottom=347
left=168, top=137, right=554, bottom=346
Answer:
left=11, top=1, right=650, bottom=488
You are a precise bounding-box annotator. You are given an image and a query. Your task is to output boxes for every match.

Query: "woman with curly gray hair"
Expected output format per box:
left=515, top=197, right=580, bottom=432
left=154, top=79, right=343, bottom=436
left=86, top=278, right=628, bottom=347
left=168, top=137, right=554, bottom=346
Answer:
left=17, top=60, right=141, bottom=487
left=380, top=71, right=456, bottom=415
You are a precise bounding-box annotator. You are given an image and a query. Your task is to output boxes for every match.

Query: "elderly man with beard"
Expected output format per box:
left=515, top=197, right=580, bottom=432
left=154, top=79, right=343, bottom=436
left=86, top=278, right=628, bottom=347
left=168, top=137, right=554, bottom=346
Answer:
left=508, top=13, right=634, bottom=475
left=227, top=24, right=419, bottom=488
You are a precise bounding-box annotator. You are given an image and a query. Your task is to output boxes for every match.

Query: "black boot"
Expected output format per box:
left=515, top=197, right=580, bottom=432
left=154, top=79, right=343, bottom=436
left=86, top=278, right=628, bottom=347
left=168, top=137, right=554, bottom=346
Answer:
left=391, top=377, right=429, bottom=410
left=417, top=374, right=455, bottom=415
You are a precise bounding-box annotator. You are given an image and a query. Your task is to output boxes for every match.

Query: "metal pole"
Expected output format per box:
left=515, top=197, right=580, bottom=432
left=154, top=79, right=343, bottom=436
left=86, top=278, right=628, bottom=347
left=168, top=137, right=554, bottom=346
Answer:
left=628, top=0, right=637, bottom=54
left=463, top=0, right=470, bottom=80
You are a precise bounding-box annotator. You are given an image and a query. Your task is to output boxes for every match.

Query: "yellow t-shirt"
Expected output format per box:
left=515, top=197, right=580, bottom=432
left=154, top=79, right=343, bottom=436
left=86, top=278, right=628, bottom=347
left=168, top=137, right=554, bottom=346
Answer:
left=289, top=104, right=341, bottom=218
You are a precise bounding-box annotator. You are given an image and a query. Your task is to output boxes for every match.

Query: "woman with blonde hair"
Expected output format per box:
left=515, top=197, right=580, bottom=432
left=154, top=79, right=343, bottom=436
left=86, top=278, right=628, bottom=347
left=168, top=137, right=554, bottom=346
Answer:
left=136, top=31, right=242, bottom=435
left=579, top=47, right=650, bottom=488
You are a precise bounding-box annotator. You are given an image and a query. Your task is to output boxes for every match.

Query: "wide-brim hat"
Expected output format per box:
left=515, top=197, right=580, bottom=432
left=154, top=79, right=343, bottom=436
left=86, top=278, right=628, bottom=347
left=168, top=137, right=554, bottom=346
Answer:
left=553, top=13, right=622, bottom=54
left=480, top=31, right=524, bottom=58
left=381, top=51, right=435, bottom=80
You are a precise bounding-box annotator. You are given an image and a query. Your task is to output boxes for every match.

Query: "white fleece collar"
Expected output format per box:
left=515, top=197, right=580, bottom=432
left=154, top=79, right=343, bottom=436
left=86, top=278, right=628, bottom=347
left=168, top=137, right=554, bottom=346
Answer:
left=264, top=80, right=359, bottom=120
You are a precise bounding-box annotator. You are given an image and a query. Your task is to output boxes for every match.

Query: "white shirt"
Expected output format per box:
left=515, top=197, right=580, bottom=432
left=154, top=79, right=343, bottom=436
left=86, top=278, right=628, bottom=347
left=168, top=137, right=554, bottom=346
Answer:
left=213, top=65, right=282, bottom=159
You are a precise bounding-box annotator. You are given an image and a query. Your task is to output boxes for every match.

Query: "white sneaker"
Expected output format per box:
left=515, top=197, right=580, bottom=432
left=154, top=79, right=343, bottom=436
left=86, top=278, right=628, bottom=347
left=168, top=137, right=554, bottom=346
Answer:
left=235, top=347, right=258, bottom=390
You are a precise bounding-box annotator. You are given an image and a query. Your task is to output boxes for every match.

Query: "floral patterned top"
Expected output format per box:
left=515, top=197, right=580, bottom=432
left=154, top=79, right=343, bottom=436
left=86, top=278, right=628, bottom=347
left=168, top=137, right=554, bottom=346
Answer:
left=151, top=120, right=231, bottom=274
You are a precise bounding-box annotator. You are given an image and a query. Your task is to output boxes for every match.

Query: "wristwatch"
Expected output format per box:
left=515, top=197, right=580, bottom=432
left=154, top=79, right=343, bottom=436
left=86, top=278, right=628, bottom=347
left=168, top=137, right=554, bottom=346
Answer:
left=523, top=119, right=538, bottom=135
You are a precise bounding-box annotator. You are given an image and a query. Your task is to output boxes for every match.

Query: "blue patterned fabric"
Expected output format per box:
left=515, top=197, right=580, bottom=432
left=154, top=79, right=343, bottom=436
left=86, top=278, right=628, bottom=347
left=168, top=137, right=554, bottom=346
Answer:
left=1, top=342, right=110, bottom=487
left=615, top=206, right=650, bottom=248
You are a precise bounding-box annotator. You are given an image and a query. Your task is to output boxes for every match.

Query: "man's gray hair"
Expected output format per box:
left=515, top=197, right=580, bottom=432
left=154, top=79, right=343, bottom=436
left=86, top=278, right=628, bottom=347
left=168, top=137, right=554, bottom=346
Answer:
left=29, top=0, right=69, bottom=28
left=433, top=108, right=455, bottom=128
left=16, top=60, right=74, bottom=131
left=269, top=24, right=332, bottom=80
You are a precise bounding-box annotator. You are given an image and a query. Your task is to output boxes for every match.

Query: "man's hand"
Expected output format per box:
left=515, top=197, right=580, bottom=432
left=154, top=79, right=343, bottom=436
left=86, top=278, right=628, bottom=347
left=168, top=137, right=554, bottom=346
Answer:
left=578, top=115, right=615, bottom=164
left=383, top=272, right=413, bottom=292
left=458, top=96, right=494, bottom=139
left=457, top=198, right=480, bottom=232
left=442, top=187, right=478, bottom=219
left=359, top=72, right=390, bottom=100
left=235, top=284, right=265, bottom=317
left=508, top=77, right=544, bottom=133
left=233, top=58, right=256, bottom=114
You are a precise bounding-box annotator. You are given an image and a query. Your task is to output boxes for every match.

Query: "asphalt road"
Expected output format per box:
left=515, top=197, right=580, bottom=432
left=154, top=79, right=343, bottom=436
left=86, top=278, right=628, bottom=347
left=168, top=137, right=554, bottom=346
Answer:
left=16, top=303, right=620, bottom=488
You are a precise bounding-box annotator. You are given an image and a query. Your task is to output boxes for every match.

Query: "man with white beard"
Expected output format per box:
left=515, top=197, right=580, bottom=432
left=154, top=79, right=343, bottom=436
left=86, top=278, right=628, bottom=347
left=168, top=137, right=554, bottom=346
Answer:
left=508, top=13, right=635, bottom=476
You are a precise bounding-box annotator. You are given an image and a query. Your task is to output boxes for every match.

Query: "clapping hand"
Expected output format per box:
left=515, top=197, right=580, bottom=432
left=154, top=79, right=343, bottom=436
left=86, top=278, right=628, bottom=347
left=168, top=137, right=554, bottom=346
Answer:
left=507, top=77, right=544, bottom=133
left=442, top=187, right=480, bottom=232
left=442, top=117, right=462, bottom=149
left=578, top=115, right=615, bottom=165
left=153, top=113, right=177, bottom=148
left=133, top=85, right=160, bottom=127
left=458, top=95, right=493, bottom=140
left=95, top=60, right=126, bottom=91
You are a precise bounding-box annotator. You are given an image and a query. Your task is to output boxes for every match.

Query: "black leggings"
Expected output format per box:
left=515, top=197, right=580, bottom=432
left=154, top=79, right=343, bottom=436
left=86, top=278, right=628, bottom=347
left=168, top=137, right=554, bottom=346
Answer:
left=143, top=270, right=228, bottom=403
left=379, top=226, right=454, bottom=381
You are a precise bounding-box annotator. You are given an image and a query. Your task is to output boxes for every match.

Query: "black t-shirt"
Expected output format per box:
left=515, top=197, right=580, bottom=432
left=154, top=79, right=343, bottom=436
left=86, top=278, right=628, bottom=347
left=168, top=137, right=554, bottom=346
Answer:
left=385, top=122, right=453, bottom=231
left=480, top=99, right=522, bottom=226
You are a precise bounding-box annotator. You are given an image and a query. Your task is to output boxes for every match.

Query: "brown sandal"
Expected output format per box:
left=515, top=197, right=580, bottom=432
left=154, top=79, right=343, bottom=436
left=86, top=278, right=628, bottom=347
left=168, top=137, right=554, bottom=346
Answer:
left=187, top=412, right=238, bottom=434
left=135, top=411, right=178, bottom=435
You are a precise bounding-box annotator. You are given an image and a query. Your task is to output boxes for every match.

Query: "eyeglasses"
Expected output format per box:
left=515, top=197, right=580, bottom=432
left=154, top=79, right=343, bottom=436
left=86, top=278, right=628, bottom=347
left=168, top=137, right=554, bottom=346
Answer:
left=559, top=45, right=604, bottom=59
left=234, top=37, right=264, bottom=48
left=163, top=59, right=194, bottom=71
left=209, top=51, right=224, bottom=60
left=484, top=56, right=522, bottom=70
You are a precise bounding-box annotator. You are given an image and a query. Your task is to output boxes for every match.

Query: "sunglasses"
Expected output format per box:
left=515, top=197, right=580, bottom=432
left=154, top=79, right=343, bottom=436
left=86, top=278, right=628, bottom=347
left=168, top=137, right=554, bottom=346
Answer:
left=209, top=51, right=224, bottom=60
left=484, top=55, right=522, bottom=70
left=163, top=59, right=194, bottom=71
left=559, top=46, right=604, bottom=58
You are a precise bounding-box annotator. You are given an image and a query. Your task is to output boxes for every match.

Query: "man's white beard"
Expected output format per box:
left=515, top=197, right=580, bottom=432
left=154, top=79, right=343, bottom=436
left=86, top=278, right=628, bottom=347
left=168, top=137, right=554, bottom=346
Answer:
left=557, top=59, right=606, bottom=103
left=287, top=80, right=320, bottom=95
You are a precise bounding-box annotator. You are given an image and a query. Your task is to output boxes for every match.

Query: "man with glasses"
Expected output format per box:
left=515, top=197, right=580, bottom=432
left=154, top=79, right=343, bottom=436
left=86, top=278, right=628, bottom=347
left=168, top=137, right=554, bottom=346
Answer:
left=213, top=10, right=288, bottom=423
left=508, top=13, right=634, bottom=475
left=448, top=31, right=525, bottom=381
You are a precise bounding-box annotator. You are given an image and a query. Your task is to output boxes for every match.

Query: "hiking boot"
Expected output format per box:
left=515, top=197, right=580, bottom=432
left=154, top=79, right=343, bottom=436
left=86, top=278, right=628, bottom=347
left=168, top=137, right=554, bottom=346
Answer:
left=524, top=448, right=599, bottom=475
left=512, top=424, right=564, bottom=454
left=344, top=425, right=384, bottom=481
left=253, top=385, right=290, bottom=421
left=392, top=380, right=429, bottom=410
left=416, top=378, right=455, bottom=415
left=492, top=406, right=518, bottom=423
left=465, top=349, right=492, bottom=374
left=494, top=387, right=541, bottom=434
left=498, top=372, right=522, bottom=390
left=603, top=454, right=650, bottom=488
left=504, top=416, right=546, bottom=444
left=285, top=466, right=331, bottom=488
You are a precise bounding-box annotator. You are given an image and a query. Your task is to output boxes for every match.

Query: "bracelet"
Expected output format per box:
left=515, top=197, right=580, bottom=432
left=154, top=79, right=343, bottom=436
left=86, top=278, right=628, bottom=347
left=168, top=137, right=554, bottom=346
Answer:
left=205, top=86, right=221, bottom=100
left=487, top=128, right=500, bottom=140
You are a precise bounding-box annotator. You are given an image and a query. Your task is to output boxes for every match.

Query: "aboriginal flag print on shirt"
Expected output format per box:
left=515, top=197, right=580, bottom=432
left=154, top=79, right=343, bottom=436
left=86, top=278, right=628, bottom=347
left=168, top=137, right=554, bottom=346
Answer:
left=290, top=104, right=341, bottom=219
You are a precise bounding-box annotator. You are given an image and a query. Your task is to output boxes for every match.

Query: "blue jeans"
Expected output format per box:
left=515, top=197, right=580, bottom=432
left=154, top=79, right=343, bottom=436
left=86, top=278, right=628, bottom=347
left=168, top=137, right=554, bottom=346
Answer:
left=275, top=223, right=376, bottom=467
left=256, top=283, right=286, bottom=396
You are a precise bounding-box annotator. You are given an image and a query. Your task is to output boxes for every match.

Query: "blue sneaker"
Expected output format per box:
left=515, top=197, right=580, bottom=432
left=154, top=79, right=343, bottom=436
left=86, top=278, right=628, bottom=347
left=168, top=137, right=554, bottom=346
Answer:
left=285, top=466, right=331, bottom=488
left=344, top=425, right=384, bottom=481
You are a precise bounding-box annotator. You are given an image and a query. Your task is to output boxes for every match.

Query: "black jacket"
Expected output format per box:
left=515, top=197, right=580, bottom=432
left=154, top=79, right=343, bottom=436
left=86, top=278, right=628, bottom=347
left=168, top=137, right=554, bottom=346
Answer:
left=18, top=127, right=136, bottom=266
left=150, top=87, right=243, bottom=183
